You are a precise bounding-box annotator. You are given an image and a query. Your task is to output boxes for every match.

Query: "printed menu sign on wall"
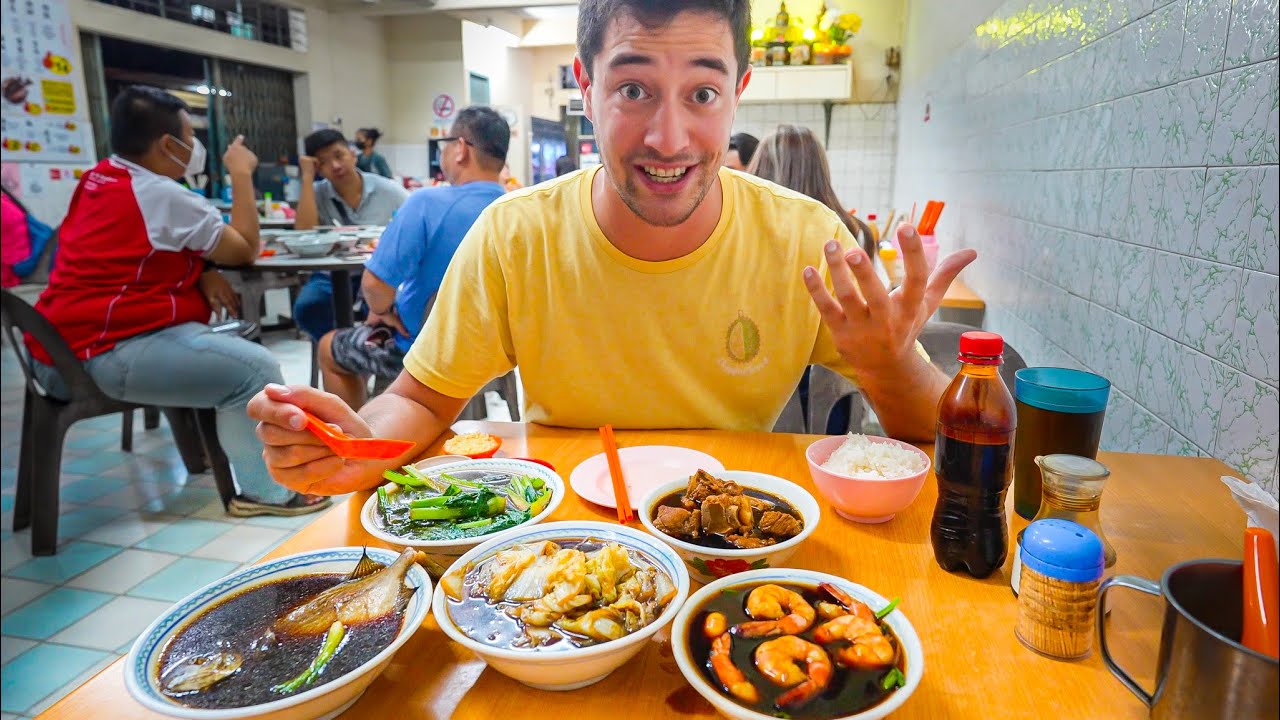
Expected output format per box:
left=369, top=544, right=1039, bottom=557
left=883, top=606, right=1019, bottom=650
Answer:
left=1, top=0, right=95, bottom=163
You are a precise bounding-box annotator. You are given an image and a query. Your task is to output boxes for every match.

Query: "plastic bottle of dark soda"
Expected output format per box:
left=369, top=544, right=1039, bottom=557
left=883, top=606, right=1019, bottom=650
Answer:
left=930, top=331, right=1017, bottom=578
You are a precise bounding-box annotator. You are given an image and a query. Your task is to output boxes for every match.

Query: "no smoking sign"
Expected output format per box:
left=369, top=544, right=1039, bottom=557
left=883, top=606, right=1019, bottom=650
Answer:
left=432, top=94, right=455, bottom=119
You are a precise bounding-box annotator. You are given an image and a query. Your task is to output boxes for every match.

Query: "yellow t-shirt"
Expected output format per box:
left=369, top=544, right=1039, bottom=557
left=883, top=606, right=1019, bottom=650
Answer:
left=404, top=166, right=871, bottom=432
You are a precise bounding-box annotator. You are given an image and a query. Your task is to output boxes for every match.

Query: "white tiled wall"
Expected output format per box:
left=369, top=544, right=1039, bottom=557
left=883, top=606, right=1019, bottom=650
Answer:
left=732, top=102, right=898, bottom=216
left=896, top=0, right=1279, bottom=496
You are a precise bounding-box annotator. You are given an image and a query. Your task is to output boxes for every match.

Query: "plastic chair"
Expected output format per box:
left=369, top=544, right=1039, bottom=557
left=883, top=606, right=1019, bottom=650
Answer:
left=772, top=387, right=806, bottom=433
left=0, top=290, right=238, bottom=555
left=457, top=370, right=522, bottom=422
left=807, top=322, right=1028, bottom=436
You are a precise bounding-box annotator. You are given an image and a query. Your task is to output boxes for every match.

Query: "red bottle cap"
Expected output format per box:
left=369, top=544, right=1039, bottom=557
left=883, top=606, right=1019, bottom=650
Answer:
left=959, top=331, right=1003, bottom=364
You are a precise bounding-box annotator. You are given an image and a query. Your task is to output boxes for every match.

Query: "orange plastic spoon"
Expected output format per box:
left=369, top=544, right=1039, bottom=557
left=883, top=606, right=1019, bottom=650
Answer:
left=301, top=410, right=414, bottom=460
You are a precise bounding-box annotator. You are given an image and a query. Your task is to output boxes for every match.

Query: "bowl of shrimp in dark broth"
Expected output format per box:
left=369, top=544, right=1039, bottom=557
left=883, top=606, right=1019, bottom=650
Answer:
left=671, top=569, right=923, bottom=720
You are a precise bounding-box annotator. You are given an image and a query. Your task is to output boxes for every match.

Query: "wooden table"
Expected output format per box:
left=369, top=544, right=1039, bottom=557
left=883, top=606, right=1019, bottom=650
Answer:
left=41, top=423, right=1247, bottom=719
left=937, top=278, right=985, bottom=327
left=940, top=278, right=984, bottom=310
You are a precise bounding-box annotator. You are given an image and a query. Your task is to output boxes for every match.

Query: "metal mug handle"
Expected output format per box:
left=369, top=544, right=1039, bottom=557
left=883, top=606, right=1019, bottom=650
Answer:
left=1098, top=574, right=1162, bottom=707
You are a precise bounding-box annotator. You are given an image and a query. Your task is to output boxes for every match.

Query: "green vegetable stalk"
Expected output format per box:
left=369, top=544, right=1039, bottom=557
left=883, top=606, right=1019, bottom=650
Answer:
left=272, top=621, right=346, bottom=694
left=881, top=667, right=906, bottom=690
left=382, top=469, right=425, bottom=488
left=874, top=597, right=901, bottom=620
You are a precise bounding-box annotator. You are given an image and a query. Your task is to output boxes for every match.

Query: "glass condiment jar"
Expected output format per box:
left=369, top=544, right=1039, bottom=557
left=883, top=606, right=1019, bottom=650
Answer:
left=1011, top=454, right=1115, bottom=595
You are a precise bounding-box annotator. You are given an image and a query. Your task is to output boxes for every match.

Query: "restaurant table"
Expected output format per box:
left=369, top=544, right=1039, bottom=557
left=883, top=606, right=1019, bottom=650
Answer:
left=40, top=422, right=1248, bottom=719
left=227, top=252, right=370, bottom=330
left=937, top=278, right=985, bottom=327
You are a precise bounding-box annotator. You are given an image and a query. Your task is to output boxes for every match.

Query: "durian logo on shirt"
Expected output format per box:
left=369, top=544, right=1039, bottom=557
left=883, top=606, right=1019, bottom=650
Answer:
left=720, top=310, right=768, bottom=375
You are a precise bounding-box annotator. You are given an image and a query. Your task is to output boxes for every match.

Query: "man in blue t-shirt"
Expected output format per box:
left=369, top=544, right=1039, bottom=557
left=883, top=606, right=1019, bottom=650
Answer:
left=317, top=107, right=509, bottom=408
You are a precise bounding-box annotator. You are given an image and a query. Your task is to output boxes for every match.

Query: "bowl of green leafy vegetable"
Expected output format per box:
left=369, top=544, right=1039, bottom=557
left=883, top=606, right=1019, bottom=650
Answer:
left=360, top=458, right=564, bottom=576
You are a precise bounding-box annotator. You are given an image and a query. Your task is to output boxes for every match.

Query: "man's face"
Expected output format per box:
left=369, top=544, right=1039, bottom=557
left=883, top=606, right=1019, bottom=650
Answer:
left=158, top=110, right=196, bottom=178
left=439, top=125, right=465, bottom=185
left=723, top=148, right=745, bottom=171
left=314, top=142, right=357, bottom=183
left=577, top=10, right=748, bottom=227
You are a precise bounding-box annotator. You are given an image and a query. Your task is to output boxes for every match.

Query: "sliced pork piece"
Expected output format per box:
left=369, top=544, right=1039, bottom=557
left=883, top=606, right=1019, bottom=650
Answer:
left=758, top=510, right=804, bottom=539
left=653, top=506, right=698, bottom=539
left=725, top=534, right=777, bottom=549
left=700, top=495, right=735, bottom=535
left=683, top=470, right=743, bottom=507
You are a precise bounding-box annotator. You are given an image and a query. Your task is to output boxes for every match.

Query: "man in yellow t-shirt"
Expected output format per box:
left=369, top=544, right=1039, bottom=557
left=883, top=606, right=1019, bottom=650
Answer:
left=247, top=0, right=976, bottom=496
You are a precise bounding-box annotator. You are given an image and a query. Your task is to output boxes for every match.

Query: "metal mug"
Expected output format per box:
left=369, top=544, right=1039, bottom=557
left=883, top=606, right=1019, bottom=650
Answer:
left=1098, top=559, right=1279, bottom=719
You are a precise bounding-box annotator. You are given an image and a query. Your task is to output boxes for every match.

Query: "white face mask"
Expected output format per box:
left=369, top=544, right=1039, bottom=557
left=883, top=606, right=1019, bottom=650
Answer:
left=165, top=135, right=207, bottom=179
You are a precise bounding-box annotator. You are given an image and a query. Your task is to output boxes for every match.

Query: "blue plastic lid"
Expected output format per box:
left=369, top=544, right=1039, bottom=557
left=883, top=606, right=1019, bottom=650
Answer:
left=1014, top=367, right=1110, bottom=414
left=1020, top=519, right=1104, bottom=582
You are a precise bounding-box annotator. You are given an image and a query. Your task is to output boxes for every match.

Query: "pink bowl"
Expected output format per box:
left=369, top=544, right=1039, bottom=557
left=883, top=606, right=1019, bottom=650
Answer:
left=804, top=435, right=932, bottom=524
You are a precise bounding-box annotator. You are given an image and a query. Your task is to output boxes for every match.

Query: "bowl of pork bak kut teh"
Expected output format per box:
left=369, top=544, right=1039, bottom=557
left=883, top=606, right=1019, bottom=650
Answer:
left=639, top=469, right=821, bottom=584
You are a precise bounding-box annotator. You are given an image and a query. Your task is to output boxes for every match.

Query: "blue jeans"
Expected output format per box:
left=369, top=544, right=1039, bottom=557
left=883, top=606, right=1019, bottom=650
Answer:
left=293, top=272, right=364, bottom=341
left=33, top=322, right=293, bottom=504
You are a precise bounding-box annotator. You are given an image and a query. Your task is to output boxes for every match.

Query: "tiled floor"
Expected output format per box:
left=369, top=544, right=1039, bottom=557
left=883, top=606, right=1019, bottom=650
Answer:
left=0, top=326, right=323, bottom=718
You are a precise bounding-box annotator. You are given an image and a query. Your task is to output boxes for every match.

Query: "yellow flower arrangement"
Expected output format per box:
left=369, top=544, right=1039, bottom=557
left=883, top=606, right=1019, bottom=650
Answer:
left=825, top=11, right=862, bottom=45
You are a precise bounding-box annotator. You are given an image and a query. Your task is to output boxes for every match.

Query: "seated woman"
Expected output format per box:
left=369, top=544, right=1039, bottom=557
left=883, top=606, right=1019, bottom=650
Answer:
left=25, top=85, right=328, bottom=518
left=748, top=125, right=876, bottom=433
left=747, top=124, right=874, bottom=257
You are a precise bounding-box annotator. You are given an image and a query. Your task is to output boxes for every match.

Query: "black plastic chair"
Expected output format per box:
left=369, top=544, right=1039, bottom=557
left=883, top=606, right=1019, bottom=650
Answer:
left=1, top=289, right=238, bottom=555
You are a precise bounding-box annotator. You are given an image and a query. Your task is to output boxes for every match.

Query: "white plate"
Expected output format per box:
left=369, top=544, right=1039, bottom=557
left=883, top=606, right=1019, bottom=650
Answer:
left=569, top=446, right=725, bottom=511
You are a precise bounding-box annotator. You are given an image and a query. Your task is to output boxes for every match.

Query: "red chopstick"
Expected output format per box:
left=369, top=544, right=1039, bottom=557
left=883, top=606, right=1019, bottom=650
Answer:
left=599, top=425, right=633, bottom=523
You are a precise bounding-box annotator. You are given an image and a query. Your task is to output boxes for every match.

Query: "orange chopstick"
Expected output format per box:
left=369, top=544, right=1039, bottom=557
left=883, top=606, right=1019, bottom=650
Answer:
left=922, top=200, right=946, bottom=235
left=921, top=201, right=944, bottom=235
left=599, top=425, right=633, bottom=523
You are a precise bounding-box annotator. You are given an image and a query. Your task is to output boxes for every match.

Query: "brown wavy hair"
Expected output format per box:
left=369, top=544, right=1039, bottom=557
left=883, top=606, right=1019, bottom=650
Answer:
left=747, top=124, right=874, bottom=256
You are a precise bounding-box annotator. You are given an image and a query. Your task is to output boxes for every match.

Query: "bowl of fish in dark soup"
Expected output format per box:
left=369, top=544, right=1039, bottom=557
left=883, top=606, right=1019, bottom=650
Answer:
left=126, top=546, right=432, bottom=719
left=672, top=569, right=923, bottom=720
left=640, top=470, right=821, bottom=583
left=433, top=520, right=690, bottom=690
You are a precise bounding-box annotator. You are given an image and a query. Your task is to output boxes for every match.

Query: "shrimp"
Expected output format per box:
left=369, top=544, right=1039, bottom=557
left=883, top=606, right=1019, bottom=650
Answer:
left=818, top=582, right=876, bottom=621
left=709, top=632, right=759, bottom=704
left=752, top=636, right=833, bottom=708
left=734, top=584, right=816, bottom=638
left=812, top=614, right=896, bottom=670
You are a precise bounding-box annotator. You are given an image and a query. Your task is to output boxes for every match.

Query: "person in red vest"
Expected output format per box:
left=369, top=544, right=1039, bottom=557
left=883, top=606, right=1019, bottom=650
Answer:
left=26, top=85, right=329, bottom=517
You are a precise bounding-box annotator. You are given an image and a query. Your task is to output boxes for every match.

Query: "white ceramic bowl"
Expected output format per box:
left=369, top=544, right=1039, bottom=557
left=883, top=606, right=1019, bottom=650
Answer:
left=638, top=470, right=821, bottom=584
left=281, top=235, right=337, bottom=258
left=432, top=520, right=690, bottom=691
left=361, top=458, right=565, bottom=575
left=672, top=568, right=924, bottom=720
left=125, top=547, right=432, bottom=720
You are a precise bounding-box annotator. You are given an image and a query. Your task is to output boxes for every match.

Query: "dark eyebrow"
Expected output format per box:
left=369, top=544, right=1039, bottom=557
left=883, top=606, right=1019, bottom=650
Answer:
left=607, top=53, right=730, bottom=76
left=692, top=57, right=730, bottom=75
left=608, top=53, right=653, bottom=70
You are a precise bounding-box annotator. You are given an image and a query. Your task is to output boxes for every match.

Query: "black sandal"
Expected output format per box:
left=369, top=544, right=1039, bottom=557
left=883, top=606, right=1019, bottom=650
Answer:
left=227, top=493, right=332, bottom=518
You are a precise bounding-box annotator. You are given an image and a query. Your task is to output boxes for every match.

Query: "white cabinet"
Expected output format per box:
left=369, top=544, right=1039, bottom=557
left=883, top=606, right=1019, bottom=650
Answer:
left=740, top=64, right=854, bottom=103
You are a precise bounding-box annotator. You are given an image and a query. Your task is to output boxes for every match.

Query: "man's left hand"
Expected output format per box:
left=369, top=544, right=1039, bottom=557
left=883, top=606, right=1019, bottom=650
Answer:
left=803, top=223, right=977, bottom=374
left=366, top=307, right=407, bottom=337
left=198, top=269, right=240, bottom=319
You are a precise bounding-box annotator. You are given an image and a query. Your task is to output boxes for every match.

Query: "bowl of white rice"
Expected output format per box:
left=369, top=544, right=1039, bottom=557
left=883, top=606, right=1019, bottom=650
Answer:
left=805, top=434, right=931, bottom=524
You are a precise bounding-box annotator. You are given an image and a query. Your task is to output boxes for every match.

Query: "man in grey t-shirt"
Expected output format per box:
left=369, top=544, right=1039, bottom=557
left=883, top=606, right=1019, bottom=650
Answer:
left=292, top=129, right=408, bottom=341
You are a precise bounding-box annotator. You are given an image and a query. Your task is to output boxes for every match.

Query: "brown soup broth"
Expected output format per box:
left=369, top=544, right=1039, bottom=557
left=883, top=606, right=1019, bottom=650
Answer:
left=689, top=584, right=903, bottom=719
left=447, top=539, right=667, bottom=651
left=160, top=574, right=403, bottom=709
left=654, top=488, right=802, bottom=551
